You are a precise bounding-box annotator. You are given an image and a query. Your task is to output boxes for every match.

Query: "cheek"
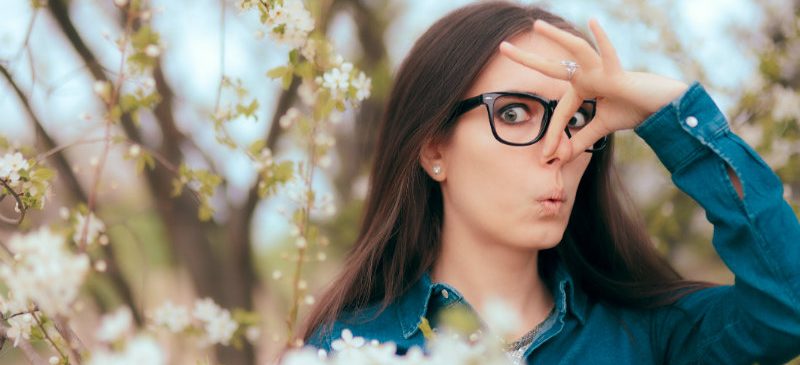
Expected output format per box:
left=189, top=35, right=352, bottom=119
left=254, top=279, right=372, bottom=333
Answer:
left=441, top=120, right=538, bottom=223
left=566, top=154, right=592, bottom=186
left=445, top=118, right=507, bottom=189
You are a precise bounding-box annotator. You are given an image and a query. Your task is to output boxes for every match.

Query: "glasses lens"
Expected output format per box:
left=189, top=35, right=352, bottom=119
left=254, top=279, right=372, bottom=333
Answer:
left=491, top=95, right=547, bottom=144
left=566, top=101, right=596, bottom=134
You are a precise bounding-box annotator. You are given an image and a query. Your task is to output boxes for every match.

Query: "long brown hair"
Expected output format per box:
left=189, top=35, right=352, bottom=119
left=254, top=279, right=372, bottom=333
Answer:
left=300, top=0, right=712, bottom=342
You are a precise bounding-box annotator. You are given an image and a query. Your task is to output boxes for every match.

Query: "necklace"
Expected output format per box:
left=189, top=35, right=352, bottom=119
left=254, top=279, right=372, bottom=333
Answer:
left=503, top=305, right=557, bottom=352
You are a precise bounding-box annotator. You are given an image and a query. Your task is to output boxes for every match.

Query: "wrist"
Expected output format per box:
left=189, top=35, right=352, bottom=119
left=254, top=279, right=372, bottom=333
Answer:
left=620, top=71, right=689, bottom=115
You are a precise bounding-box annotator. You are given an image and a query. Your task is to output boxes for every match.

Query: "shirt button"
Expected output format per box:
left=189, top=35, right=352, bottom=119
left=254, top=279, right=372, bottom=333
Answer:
left=441, top=289, right=449, bottom=299
left=686, top=116, right=699, bottom=128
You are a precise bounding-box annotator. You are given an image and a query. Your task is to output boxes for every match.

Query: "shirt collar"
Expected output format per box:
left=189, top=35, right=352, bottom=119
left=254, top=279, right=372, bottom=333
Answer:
left=397, top=253, right=588, bottom=339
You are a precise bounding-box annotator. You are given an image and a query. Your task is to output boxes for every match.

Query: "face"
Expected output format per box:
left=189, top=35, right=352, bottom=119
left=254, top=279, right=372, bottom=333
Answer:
left=427, top=30, right=593, bottom=251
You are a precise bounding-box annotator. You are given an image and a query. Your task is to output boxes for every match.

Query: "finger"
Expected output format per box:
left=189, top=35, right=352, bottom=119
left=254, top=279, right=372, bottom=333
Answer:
left=533, top=19, right=600, bottom=68
left=568, top=117, right=611, bottom=157
left=544, top=87, right=581, bottom=157
left=499, top=42, right=571, bottom=80
left=587, top=18, right=622, bottom=73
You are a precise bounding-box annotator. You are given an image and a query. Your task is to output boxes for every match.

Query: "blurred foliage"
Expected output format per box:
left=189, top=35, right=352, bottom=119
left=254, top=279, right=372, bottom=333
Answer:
left=2, top=0, right=799, bottom=363
left=607, top=0, right=800, bottom=286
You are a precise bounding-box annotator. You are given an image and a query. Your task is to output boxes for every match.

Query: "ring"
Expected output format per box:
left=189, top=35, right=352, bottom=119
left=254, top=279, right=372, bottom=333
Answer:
left=560, top=60, right=580, bottom=81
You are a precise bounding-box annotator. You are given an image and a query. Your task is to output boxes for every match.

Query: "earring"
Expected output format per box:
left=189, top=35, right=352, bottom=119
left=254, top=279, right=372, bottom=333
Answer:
left=432, top=165, right=442, bottom=176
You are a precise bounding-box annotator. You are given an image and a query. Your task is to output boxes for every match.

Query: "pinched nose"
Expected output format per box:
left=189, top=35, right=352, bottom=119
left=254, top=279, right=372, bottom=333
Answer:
left=541, top=132, right=573, bottom=166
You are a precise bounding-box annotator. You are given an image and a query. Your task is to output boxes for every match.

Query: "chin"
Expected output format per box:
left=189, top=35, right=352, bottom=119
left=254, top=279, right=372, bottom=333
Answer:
left=526, top=227, right=566, bottom=250
left=507, top=230, right=565, bottom=251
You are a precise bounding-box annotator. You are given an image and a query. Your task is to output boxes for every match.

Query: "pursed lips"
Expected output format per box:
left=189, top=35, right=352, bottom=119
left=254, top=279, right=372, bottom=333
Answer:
left=535, top=189, right=566, bottom=216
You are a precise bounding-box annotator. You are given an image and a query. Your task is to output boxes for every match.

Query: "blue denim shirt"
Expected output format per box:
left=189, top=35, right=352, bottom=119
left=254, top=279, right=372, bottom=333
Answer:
left=307, top=82, right=800, bottom=364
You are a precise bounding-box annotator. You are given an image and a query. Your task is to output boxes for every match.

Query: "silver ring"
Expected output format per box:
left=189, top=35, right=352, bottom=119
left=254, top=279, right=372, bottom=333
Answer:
left=560, top=60, right=580, bottom=81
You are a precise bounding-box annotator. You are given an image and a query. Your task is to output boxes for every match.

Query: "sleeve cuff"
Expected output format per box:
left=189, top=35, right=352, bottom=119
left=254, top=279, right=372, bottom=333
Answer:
left=633, top=81, right=730, bottom=173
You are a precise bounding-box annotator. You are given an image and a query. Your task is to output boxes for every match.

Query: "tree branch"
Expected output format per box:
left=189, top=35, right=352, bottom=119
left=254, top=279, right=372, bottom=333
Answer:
left=0, top=63, right=143, bottom=325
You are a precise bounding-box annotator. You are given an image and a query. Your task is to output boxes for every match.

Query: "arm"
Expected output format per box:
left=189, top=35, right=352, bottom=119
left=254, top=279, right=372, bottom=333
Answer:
left=634, top=81, right=800, bottom=364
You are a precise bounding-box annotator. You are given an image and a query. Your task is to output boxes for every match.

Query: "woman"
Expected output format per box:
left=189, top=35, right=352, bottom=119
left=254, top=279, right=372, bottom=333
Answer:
left=301, top=1, right=800, bottom=364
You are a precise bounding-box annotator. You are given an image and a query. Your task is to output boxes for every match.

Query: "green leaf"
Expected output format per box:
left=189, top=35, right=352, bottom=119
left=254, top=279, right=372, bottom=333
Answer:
left=418, top=317, right=435, bottom=340
left=282, top=72, right=293, bottom=90
left=294, top=61, right=314, bottom=79
left=248, top=139, right=266, bottom=156
left=120, top=94, right=139, bottom=113
left=109, top=105, right=123, bottom=123
left=171, top=178, right=184, bottom=197
left=266, top=66, right=289, bottom=79
left=236, top=99, right=260, bottom=119
left=233, top=309, right=261, bottom=326
left=135, top=152, right=156, bottom=173
left=131, top=25, right=160, bottom=50
left=31, top=166, right=55, bottom=181
left=198, top=202, right=215, bottom=221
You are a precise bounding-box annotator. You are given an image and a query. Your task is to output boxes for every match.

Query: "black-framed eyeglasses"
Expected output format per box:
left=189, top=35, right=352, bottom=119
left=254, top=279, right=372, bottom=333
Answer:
left=452, top=91, right=608, bottom=152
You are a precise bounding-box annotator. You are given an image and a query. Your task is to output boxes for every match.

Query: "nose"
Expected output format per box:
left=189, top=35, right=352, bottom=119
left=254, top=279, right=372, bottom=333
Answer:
left=540, top=131, right=573, bottom=166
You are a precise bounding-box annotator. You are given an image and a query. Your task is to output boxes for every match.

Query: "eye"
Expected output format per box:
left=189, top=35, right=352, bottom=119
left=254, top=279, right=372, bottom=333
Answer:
left=498, top=104, right=531, bottom=124
left=568, top=109, right=591, bottom=129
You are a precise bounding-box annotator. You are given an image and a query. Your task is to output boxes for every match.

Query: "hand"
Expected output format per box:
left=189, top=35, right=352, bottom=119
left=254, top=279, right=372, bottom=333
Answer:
left=498, top=18, right=689, bottom=161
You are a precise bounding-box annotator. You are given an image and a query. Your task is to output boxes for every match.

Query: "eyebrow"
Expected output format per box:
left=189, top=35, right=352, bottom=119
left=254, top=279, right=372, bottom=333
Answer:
left=489, top=89, right=550, bottom=99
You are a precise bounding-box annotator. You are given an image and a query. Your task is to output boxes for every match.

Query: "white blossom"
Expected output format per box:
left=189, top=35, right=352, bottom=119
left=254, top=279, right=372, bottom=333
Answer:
left=330, top=329, right=365, bottom=352
left=252, top=147, right=274, bottom=171
left=73, top=211, right=106, bottom=245
left=93, top=80, right=112, bottom=101
left=278, top=324, right=519, bottom=364
left=480, top=297, right=521, bottom=337
left=265, top=0, right=315, bottom=48
left=280, top=107, right=302, bottom=129
left=3, top=296, right=34, bottom=348
left=771, top=84, right=800, bottom=121
left=0, top=227, right=90, bottom=315
left=281, top=347, right=327, bottom=365
left=765, top=138, right=799, bottom=168
left=0, top=152, right=30, bottom=187
left=192, top=298, right=238, bottom=346
left=144, top=44, right=161, bottom=58
left=322, top=67, right=350, bottom=96
left=87, top=335, right=166, bottom=365
left=298, top=79, right=318, bottom=106
left=301, top=39, right=317, bottom=61
left=151, top=301, right=191, bottom=333
left=352, top=72, right=372, bottom=101
left=96, top=307, right=133, bottom=343
left=245, top=326, right=261, bottom=343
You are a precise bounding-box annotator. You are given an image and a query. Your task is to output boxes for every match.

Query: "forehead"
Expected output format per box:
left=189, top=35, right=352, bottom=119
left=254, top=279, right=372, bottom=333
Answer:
left=465, top=30, right=575, bottom=100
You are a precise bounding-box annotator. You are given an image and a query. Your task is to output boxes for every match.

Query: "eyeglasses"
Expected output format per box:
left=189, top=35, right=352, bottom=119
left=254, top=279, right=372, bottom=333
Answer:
left=452, top=91, right=608, bottom=152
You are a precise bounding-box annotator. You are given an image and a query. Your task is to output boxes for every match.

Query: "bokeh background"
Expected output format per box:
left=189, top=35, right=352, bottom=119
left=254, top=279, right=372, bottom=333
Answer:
left=1, top=0, right=798, bottom=363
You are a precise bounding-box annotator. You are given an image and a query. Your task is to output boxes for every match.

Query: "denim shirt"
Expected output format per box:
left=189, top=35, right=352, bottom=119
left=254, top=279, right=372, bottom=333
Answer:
left=307, top=82, right=800, bottom=364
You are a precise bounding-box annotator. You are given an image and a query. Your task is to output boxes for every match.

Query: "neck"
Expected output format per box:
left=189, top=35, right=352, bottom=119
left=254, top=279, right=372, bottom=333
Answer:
left=430, top=221, right=555, bottom=339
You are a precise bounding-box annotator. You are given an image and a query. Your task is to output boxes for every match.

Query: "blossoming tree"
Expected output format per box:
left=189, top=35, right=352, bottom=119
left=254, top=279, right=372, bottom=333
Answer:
left=1, top=0, right=798, bottom=364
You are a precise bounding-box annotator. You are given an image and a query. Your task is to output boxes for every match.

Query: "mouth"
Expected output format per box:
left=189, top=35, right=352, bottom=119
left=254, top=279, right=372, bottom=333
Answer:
left=537, top=199, right=563, bottom=212
left=536, top=190, right=566, bottom=216
left=536, top=189, right=566, bottom=203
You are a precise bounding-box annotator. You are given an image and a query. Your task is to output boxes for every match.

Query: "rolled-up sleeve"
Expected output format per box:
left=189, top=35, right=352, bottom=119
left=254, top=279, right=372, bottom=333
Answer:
left=634, top=81, right=800, bottom=364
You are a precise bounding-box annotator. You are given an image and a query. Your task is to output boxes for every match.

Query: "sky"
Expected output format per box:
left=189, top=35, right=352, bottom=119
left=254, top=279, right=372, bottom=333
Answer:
left=0, top=0, right=770, bottom=248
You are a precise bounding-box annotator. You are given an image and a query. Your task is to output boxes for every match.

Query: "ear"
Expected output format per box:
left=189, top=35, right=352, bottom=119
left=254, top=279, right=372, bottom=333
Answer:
left=420, top=136, right=447, bottom=181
